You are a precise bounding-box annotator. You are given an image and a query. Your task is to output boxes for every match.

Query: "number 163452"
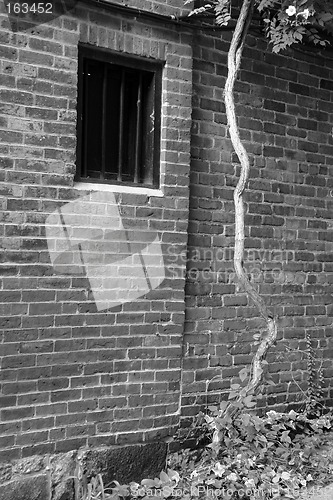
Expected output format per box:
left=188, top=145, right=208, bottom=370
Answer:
left=6, top=2, right=53, bottom=14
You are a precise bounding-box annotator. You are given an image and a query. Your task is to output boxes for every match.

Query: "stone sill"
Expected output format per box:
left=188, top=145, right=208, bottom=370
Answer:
left=75, top=182, right=164, bottom=197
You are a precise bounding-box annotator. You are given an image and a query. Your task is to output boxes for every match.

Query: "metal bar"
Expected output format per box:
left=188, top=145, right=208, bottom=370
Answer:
left=101, top=64, right=107, bottom=180
left=83, top=59, right=89, bottom=179
left=117, top=70, right=125, bottom=182
left=134, top=73, right=143, bottom=184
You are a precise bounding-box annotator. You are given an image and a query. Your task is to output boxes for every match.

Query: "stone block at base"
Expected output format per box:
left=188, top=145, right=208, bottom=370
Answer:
left=83, top=442, right=168, bottom=485
left=0, top=475, right=49, bottom=500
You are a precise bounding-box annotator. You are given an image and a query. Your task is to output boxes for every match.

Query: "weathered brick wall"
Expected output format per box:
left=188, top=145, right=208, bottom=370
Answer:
left=0, top=0, right=192, bottom=461
left=1, top=0, right=333, bottom=470
left=103, top=0, right=190, bottom=17
left=182, top=29, right=333, bottom=423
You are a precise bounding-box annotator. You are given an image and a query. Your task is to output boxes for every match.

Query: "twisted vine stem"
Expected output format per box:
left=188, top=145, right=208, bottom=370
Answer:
left=223, top=0, right=278, bottom=414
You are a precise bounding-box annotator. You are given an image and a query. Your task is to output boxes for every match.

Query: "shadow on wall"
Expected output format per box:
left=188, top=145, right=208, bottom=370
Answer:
left=45, top=191, right=166, bottom=312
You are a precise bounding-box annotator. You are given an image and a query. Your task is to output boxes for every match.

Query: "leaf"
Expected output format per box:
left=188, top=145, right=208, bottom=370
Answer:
left=167, top=469, right=180, bottom=484
left=241, top=413, right=251, bottom=426
left=141, top=479, right=159, bottom=487
left=107, top=495, right=120, bottom=500
left=159, top=471, right=170, bottom=484
left=319, top=12, right=333, bottom=22
left=188, top=5, right=213, bottom=17
left=281, top=431, right=291, bottom=444
left=232, top=401, right=244, bottom=409
left=220, top=401, right=228, bottom=411
left=257, top=0, right=279, bottom=12
left=239, top=367, right=248, bottom=382
left=244, top=396, right=257, bottom=408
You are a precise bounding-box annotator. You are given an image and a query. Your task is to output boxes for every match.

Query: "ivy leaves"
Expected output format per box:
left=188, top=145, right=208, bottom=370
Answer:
left=79, top=396, right=333, bottom=500
left=184, top=0, right=333, bottom=52
left=261, top=0, right=333, bottom=51
left=166, top=405, right=333, bottom=500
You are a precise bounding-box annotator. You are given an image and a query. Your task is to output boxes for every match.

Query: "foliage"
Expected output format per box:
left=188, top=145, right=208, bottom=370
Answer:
left=78, top=368, right=333, bottom=500
left=260, top=0, right=333, bottom=52
left=184, top=0, right=333, bottom=52
left=304, top=331, right=325, bottom=418
left=79, top=410, right=333, bottom=500
left=77, top=472, right=109, bottom=500
left=165, top=409, right=333, bottom=499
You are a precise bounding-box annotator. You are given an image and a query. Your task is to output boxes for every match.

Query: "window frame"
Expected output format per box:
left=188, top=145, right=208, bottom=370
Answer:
left=76, top=44, right=163, bottom=189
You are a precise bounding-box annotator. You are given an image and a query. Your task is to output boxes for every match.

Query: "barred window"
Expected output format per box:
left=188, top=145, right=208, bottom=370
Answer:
left=76, top=45, right=162, bottom=188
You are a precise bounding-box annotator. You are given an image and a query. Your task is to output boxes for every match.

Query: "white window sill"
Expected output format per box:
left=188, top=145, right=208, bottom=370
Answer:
left=75, top=182, right=164, bottom=197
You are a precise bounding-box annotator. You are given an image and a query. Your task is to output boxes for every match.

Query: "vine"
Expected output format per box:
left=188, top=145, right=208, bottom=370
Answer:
left=76, top=376, right=333, bottom=500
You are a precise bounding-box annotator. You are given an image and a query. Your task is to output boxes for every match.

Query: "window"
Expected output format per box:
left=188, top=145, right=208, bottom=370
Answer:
left=76, top=45, right=162, bottom=188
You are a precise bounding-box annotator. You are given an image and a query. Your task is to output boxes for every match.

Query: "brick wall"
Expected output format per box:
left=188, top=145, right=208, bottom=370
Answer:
left=182, top=29, right=333, bottom=423
left=103, top=0, right=190, bottom=17
left=0, top=0, right=192, bottom=461
left=1, top=0, right=333, bottom=468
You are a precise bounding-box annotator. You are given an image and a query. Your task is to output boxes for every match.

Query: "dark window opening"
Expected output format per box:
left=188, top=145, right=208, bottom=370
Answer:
left=77, top=45, right=162, bottom=188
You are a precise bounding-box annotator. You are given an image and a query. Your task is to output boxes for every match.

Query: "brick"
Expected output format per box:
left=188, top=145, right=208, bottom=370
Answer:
left=2, top=380, right=37, bottom=395
left=55, top=438, right=87, bottom=453
left=1, top=407, right=34, bottom=421
left=37, top=378, right=69, bottom=391
left=0, top=89, right=34, bottom=105
left=51, top=390, right=81, bottom=403
left=22, top=442, right=55, bottom=457
left=16, top=431, right=49, bottom=446
left=289, top=82, right=310, bottom=95
left=1, top=355, right=35, bottom=369
left=0, top=448, right=21, bottom=462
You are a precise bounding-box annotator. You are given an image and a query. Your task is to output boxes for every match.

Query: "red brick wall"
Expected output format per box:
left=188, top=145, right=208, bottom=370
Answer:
left=182, top=29, right=333, bottom=423
left=0, top=0, right=192, bottom=460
